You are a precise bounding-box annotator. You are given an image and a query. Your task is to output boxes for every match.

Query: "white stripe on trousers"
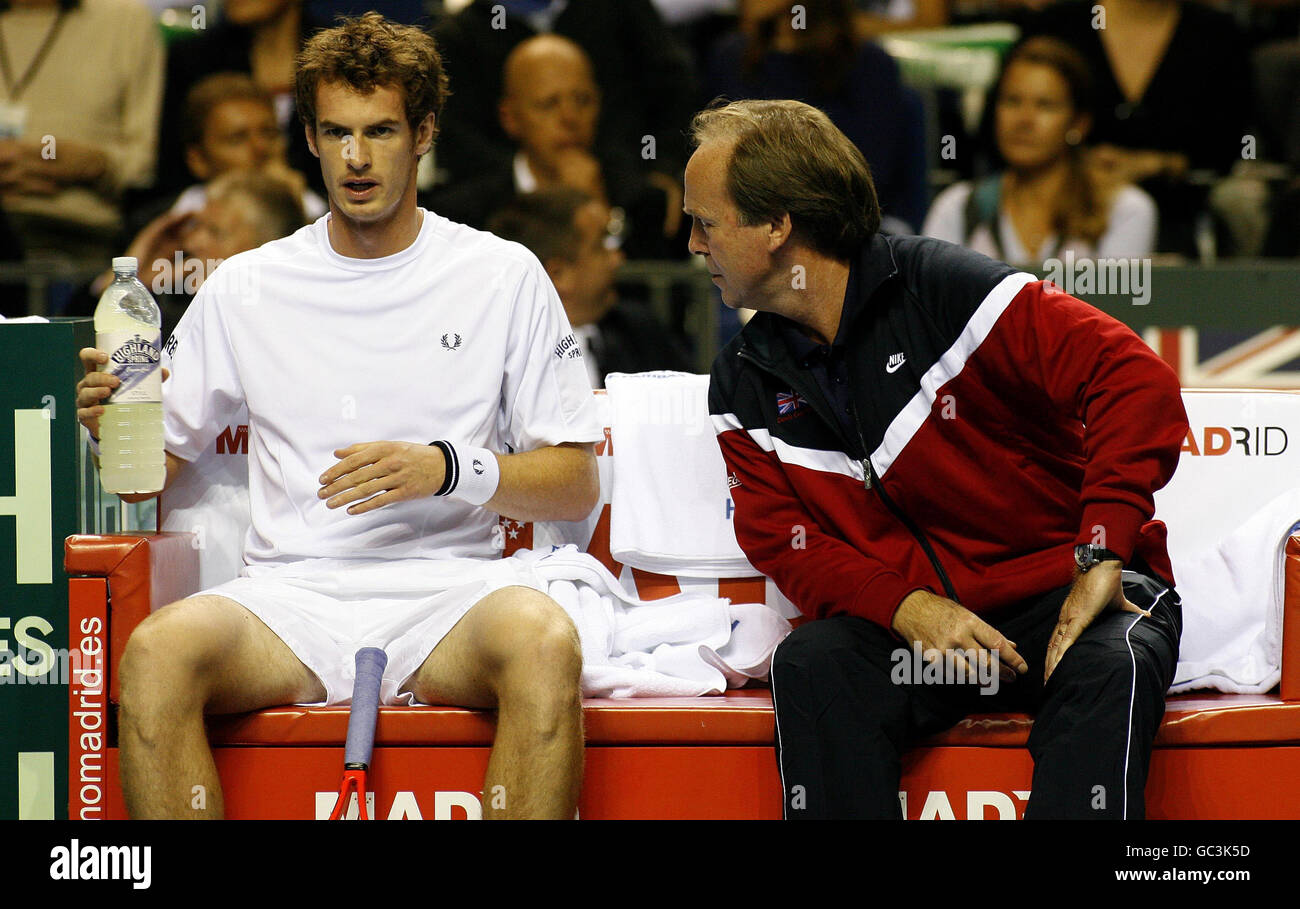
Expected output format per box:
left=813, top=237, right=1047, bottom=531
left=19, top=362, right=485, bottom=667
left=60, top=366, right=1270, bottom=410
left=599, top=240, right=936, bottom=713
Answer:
left=770, top=656, right=790, bottom=819
left=1122, top=586, right=1168, bottom=820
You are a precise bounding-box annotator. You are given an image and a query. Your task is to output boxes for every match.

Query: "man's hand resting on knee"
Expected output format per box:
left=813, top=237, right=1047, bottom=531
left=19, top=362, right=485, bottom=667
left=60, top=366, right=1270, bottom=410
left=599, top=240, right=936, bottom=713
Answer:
left=891, top=589, right=1028, bottom=684
left=1044, top=563, right=1150, bottom=683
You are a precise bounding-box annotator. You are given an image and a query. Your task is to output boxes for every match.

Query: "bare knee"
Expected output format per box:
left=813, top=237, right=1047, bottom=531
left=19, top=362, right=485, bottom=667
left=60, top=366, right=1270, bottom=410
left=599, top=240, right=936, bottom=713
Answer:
left=119, top=598, right=224, bottom=715
left=488, top=588, right=582, bottom=699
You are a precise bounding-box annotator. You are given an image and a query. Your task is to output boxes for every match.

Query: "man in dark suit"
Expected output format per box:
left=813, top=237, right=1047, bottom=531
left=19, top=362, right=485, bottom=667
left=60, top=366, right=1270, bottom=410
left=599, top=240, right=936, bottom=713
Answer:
left=431, top=34, right=686, bottom=260
left=432, top=0, right=697, bottom=187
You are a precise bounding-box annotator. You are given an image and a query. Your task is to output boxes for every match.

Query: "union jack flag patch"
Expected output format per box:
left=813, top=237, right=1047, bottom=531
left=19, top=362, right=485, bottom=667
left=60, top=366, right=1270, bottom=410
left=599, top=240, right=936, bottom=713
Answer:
left=776, top=390, right=807, bottom=416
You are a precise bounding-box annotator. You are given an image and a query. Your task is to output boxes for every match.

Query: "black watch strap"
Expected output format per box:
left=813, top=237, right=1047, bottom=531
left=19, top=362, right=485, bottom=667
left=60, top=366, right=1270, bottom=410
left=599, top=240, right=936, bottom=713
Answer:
left=1075, top=543, right=1123, bottom=573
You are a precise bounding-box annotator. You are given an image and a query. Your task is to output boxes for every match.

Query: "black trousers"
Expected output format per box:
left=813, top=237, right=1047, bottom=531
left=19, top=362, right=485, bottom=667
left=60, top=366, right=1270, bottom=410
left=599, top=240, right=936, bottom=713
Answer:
left=770, top=572, right=1182, bottom=819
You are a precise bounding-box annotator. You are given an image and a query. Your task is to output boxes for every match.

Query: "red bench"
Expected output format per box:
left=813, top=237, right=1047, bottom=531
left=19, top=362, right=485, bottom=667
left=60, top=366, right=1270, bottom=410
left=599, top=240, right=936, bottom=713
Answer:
left=62, top=530, right=1300, bottom=819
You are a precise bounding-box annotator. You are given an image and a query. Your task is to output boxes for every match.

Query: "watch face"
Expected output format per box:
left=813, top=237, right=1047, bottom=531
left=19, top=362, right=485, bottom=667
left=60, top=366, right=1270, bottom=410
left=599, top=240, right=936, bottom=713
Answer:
left=1074, top=544, right=1091, bottom=570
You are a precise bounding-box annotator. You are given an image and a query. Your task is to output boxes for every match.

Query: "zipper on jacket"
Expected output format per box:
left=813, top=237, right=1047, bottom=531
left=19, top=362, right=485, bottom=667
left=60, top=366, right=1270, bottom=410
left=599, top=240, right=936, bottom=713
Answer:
left=737, top=344, right=959, bottom=601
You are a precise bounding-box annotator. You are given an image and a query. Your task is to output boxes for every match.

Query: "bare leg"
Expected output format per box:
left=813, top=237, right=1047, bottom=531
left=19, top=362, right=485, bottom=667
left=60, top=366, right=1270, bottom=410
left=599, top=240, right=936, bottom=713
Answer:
left=403, top=585, right=584, bottom=819
left=117, top=595, right=325, bottom=819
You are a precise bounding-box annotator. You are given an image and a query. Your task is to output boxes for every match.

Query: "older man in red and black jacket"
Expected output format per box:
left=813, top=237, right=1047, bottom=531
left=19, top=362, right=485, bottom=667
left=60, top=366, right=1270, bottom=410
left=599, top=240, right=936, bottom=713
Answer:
left=686, top=99, right=1187, bottom=819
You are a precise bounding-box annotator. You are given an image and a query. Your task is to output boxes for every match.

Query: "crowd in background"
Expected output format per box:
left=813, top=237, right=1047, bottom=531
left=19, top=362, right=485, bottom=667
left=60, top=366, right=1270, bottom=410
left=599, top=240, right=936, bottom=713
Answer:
left=3, top=0, right=1299, bottom=374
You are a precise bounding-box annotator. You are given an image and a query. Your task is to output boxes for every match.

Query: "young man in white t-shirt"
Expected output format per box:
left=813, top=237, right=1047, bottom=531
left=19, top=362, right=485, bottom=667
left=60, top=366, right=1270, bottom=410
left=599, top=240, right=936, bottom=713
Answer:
left=75, top=13, right=603, bottom=820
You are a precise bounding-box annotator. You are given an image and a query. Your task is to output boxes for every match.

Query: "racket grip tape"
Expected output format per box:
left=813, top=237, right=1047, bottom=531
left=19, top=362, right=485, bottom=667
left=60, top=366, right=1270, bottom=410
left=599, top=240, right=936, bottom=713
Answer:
left=343, top=647, right=388, bottom=768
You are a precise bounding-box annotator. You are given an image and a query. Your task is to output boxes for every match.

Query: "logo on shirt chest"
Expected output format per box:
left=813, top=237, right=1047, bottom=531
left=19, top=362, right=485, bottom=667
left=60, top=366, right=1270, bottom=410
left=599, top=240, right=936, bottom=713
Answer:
left=776, top=390, right=808, bottom=423
left=441, top=333, right=462, bottom=351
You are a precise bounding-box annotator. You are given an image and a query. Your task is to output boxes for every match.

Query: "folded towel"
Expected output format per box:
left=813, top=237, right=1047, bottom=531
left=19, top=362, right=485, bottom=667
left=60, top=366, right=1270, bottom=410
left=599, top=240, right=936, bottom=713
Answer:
left=606, top=371, right=756, bottom=578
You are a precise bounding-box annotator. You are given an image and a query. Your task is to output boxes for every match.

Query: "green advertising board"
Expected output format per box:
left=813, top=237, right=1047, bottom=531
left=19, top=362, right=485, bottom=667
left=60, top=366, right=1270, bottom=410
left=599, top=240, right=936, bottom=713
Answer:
left=0, top=317, right=96, bottom=819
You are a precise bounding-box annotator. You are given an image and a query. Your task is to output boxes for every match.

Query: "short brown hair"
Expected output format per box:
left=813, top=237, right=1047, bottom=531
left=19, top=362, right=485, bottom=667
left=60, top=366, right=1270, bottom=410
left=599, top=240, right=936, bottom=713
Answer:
left=294, top=12, right=450, bottom=137
left=690, top=99, right=880, bottom=259
left=487, top=188, right=593, bottom=265
left=183, top=72, right=274, bottom=151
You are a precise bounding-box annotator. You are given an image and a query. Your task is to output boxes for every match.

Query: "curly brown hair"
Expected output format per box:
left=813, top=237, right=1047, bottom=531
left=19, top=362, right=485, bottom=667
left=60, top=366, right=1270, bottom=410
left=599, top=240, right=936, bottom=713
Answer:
left=294, top=12, right=450, bottom=137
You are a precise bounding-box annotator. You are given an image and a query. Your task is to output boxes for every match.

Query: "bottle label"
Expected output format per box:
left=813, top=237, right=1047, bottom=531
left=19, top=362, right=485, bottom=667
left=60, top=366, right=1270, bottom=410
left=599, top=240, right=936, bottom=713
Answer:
left=98, top=330, right=162, bottom=404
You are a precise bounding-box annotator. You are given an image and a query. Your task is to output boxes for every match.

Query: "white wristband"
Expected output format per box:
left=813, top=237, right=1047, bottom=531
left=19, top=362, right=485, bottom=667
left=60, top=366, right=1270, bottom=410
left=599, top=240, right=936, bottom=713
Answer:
left=432, top=441, right=500, bottom=507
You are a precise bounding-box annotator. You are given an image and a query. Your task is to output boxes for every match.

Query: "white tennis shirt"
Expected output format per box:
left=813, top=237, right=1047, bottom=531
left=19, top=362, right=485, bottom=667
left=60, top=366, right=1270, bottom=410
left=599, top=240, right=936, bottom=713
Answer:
left=162, top=210, right=604, bottom=569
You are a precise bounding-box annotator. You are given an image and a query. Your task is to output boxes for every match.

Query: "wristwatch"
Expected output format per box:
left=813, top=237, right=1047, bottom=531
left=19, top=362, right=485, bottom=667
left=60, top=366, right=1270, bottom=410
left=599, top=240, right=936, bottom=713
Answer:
left=1074, top=543, right=1123, bottom=573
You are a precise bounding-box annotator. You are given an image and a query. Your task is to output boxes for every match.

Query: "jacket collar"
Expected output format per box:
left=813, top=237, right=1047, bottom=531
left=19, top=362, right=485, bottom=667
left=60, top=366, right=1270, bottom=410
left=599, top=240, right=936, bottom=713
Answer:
left=741, top=232, right=900, bottom=366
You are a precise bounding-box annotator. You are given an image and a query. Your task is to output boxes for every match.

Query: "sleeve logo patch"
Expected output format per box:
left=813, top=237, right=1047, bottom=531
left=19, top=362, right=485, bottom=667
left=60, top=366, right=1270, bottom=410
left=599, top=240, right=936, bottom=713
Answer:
left=553, top=333, right=581, bottom=359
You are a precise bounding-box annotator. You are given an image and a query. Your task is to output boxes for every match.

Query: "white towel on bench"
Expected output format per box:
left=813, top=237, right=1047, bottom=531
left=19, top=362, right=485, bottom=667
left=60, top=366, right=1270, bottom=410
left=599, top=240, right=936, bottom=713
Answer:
left=1170, top=487, right=1300, bottom=694
left=523, top=546, right=791, bottom=698
left=606, top=371, right=756, bottom=578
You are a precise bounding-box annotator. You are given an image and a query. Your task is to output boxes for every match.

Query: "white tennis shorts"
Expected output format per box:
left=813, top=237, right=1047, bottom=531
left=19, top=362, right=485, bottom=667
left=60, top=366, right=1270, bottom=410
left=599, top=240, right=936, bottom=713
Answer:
left=198, top=554, right=546, bottom=706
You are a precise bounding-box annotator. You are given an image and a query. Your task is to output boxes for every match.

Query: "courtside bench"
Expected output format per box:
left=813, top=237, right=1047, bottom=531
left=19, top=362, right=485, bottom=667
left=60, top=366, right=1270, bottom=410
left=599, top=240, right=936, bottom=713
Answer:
left=64, top=389, right=1300, bottom=819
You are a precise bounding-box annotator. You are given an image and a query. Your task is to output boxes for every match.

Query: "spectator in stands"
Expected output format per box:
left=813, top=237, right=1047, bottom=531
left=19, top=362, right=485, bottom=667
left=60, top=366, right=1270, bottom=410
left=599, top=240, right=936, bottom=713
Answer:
left=1245, top=31, right=1300, bottom=257
left=488, top=188, right=695, bottom=387
left=1022, top=0, right=1251, bottom=255
left=171, top=73, right=325, bottom=221
left=923, top=36, right=1156, bottom=263
left=153, top=0, right=323, bottom=202
left=0, top=0, right=163, bottom=262
left=431, top=0, right=698, bottom=194
left=69, top=169, right=306, bottom=339
left=705, top=0, right=929, bottom=232
left=431, top=35, right=685, bottom=259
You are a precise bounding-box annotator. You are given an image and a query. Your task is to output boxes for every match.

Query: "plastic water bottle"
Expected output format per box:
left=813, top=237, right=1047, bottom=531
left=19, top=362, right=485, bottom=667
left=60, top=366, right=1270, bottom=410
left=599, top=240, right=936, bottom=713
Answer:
left=94, top=257, right=165, bottom=494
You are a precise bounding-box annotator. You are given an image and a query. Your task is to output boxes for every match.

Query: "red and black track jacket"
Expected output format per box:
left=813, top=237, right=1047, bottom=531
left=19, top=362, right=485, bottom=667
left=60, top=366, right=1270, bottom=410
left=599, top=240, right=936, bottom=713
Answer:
left=708, top=234, right=1188, bottom=629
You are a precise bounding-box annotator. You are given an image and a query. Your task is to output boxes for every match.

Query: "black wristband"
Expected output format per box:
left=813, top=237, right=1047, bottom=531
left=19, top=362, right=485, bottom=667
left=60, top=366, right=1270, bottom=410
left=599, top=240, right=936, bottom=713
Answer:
left=427, top=440, right=458, bottom=496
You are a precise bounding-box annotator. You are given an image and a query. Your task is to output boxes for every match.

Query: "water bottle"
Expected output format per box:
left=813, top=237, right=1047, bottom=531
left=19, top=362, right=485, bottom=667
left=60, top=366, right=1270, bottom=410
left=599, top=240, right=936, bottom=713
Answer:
left=94, top=257, right=165, bottom=494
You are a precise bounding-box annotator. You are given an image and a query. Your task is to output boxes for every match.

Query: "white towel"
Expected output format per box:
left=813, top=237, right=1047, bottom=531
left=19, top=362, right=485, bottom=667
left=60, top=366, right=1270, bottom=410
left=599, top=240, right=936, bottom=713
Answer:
left=524, top=545, right=792, bottom=698
left=605, top=371, right=756, bottom=577
left=1169, top=487, right=1300, bottom=694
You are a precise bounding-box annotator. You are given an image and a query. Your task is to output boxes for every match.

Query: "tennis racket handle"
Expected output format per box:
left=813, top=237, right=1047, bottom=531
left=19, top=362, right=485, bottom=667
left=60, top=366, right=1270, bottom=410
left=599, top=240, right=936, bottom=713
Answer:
left=343, top=647, right=388, bottom=767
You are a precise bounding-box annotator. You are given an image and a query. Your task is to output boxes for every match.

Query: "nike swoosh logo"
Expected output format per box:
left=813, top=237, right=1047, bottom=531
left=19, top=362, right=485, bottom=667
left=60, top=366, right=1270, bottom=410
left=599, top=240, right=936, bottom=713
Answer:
left=885, top=358, right=906, bottom=374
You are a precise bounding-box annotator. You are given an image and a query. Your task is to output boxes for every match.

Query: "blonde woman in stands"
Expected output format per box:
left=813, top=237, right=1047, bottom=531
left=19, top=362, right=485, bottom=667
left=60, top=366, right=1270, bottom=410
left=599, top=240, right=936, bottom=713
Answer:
left=923, top=36, right=1156, bottom=265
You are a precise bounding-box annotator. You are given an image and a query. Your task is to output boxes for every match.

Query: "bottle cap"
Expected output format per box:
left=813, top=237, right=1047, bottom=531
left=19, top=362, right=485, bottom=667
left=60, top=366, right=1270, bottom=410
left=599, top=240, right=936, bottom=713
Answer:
left=111, top=256, right=138, bottom=273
